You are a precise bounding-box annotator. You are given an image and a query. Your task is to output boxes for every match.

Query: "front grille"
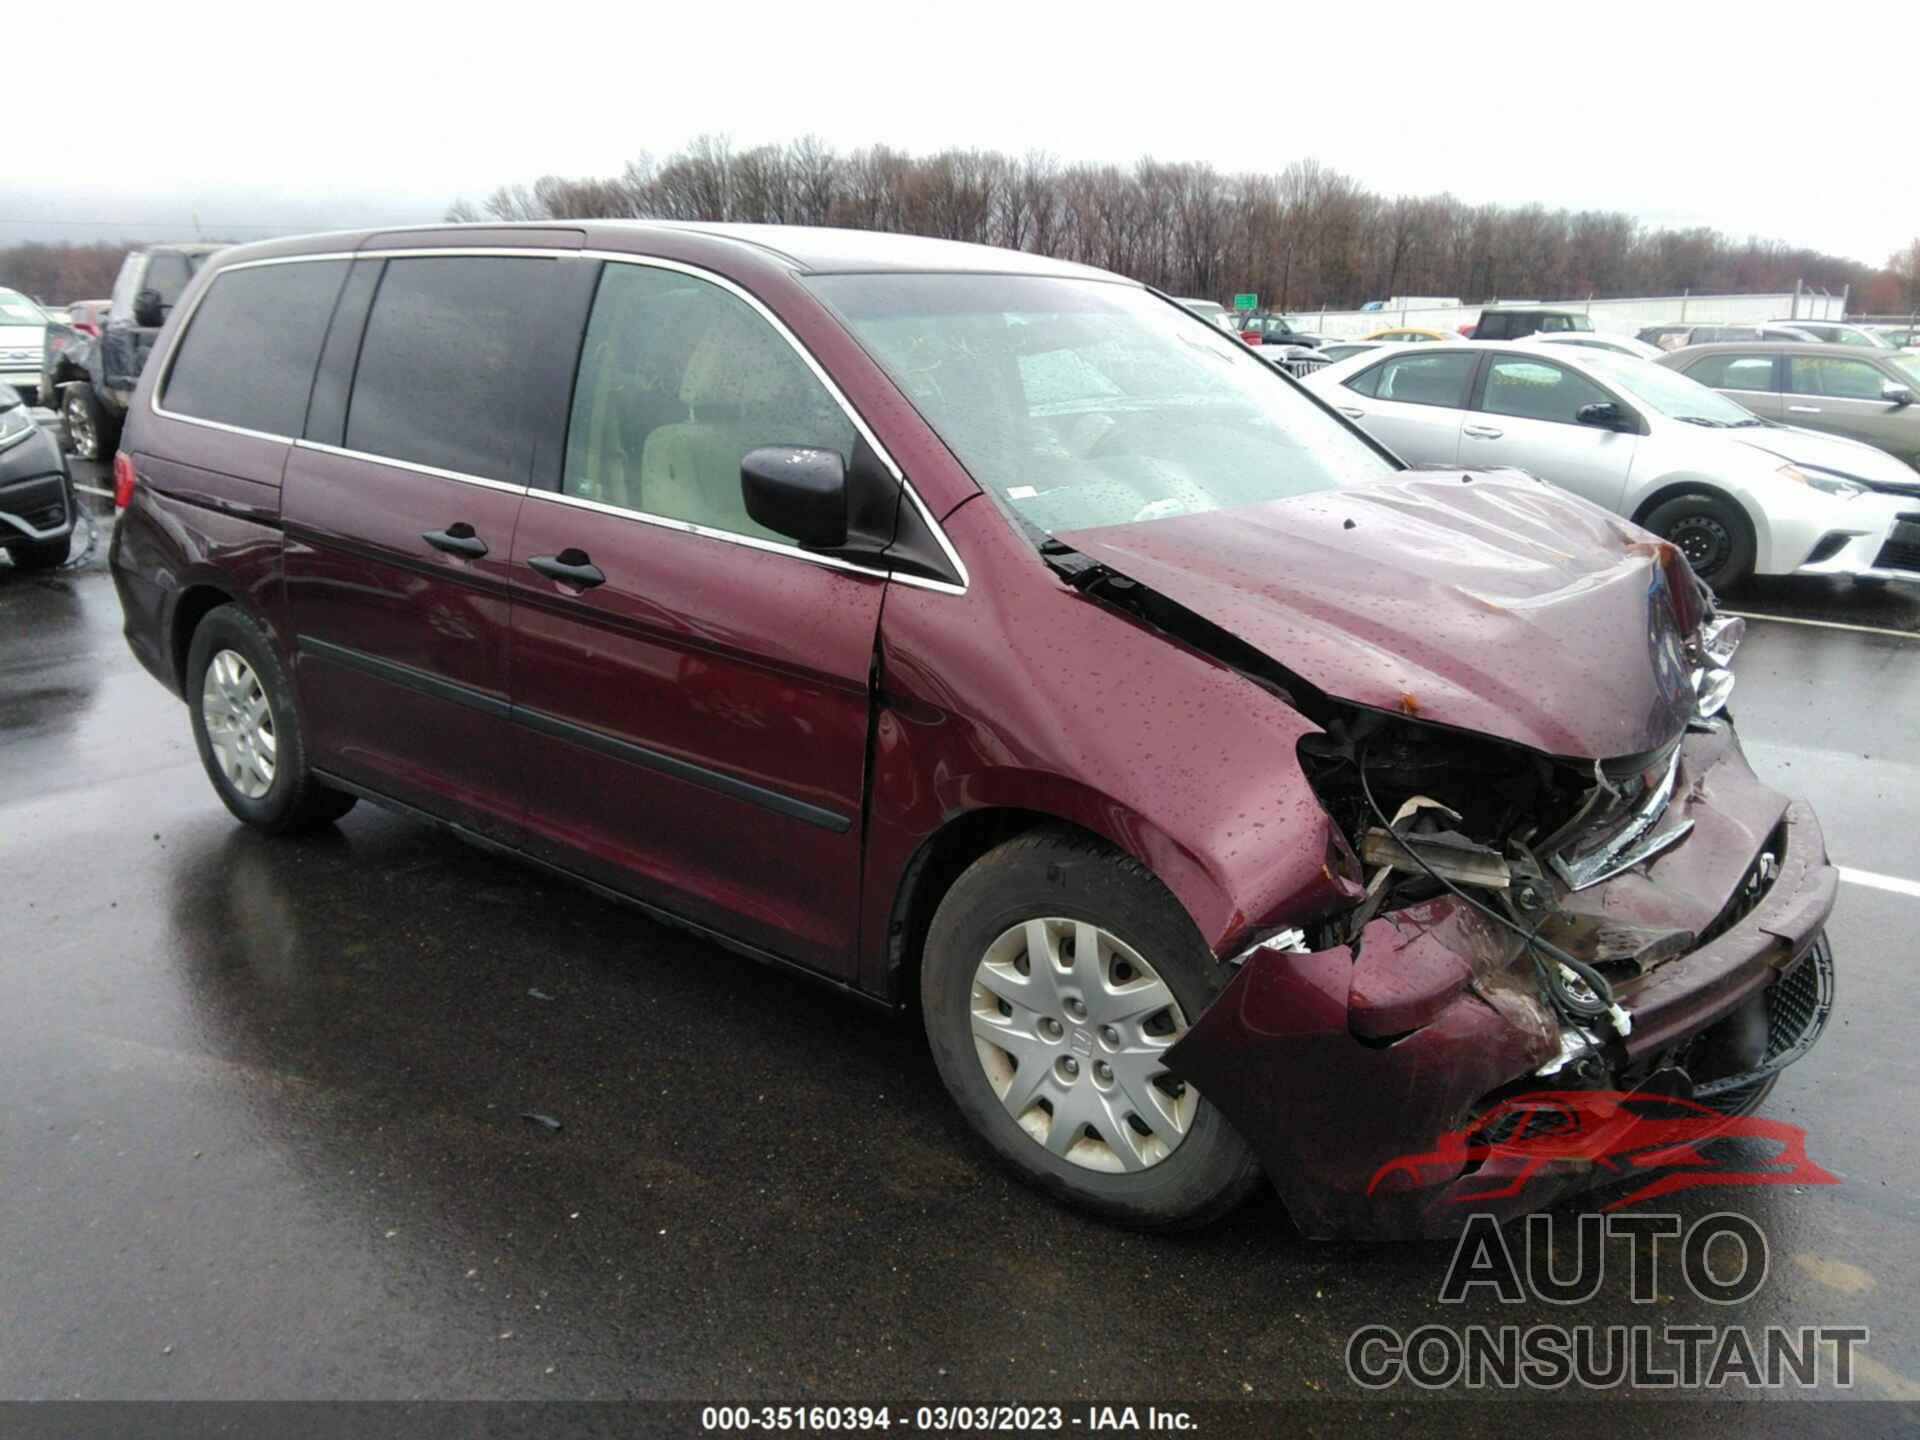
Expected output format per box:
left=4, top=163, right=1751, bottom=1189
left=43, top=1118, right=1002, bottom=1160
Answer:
left=1283, top=355, right=1330, bottom=377
left=1693, top=932, right=1835, bottom=1114
left=1876, top=515, right=1920, bottom=573
left=1696, top=824, right=1785, bottom=947
left=1765, top=946, right=1826, bottom=1057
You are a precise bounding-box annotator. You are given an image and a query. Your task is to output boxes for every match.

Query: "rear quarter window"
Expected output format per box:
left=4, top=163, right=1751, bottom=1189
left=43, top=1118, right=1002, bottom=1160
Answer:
left=161, top=260, right=349, bottom=436
left=344, top=256, right=554, bottom=483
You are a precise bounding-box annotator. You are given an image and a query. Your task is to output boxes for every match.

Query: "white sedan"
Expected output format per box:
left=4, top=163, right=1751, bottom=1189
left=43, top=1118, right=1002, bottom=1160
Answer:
left=1519, top=331, right=1666, bottom=362
left=1300, top=340, right=1917, bottom=590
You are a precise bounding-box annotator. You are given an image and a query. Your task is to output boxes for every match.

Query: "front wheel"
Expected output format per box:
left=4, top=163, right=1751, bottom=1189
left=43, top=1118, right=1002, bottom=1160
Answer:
left=62, top=384, right=119, bottom=462
left=1641, top=491, right=1756, bottom=592
left=186, top=604, right=357, bottom=834
left=920, top=827, right=1262, bottom=1230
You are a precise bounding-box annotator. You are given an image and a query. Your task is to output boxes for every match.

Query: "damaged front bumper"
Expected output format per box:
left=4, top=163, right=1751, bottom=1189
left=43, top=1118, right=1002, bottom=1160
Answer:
left=1165, top=722, right=1837, bottom=1240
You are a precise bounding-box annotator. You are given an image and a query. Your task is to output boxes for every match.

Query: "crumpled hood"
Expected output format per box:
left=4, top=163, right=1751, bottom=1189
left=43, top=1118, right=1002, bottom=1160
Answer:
left=1056, top=474, right=1699, bottom=760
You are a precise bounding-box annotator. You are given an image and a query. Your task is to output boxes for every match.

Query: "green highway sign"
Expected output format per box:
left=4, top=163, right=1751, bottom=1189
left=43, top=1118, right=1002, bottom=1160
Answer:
left=1233, top=293, right=1258, bottom=312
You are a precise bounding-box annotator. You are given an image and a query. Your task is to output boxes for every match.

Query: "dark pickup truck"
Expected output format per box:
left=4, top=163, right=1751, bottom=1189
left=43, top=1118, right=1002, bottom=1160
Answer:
left=42, top=243, right=220, bottom=460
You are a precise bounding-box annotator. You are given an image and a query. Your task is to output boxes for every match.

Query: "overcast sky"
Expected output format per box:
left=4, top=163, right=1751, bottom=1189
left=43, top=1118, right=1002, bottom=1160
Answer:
left=13, top=1, right=1917, bottom=266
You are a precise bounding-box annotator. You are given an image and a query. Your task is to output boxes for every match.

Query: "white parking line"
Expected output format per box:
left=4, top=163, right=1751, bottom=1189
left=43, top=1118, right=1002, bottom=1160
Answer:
left=73, top=483, right=115, bottom=499
left=1839, top=866, right=1920, bottom=899
left=1726, top=610, right=1918, bottom=641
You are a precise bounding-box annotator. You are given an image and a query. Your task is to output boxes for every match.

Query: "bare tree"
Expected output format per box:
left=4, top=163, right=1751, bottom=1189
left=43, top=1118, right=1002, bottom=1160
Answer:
left=437, top=137, right=1898, bottom=309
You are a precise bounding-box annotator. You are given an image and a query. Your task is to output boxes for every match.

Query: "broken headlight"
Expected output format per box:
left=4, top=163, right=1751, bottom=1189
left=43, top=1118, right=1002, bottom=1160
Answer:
left=1688, top=613, right=1741, bottom=719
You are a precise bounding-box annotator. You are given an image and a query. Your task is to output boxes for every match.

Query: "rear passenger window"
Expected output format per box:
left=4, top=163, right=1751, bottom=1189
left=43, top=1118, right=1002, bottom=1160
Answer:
left=1481, top=358, right=1611, bottom=424
left=162, top=261, right=347, bottom=436
left=1684, top=354, right=1774, bottom=392
left=346, top=256, right=555, bottom=484
left=1352, top=352, right=1477, bottom=409
left=563, top=263, right=856, bottom=542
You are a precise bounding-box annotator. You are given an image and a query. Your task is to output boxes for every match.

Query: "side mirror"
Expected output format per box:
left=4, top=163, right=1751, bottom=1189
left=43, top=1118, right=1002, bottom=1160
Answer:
left=1576, top=401, right=1627, bottom=430
left=1883, top=384, right=1913, bottom=407
left=741, top=446, right=847, bottom=548
left=133, top=288, right=166, bottom=327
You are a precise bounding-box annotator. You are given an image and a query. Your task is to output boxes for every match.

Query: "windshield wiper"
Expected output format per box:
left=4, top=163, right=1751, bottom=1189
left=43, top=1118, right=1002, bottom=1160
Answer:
left=1674, top=416, right=1726, bottom=428
left=1724, top=417, right=1768, bottom=427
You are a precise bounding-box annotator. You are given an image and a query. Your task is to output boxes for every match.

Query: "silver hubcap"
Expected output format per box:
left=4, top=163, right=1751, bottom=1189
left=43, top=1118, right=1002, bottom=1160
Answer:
left=970, top=917, right=1196, bottom=1173
left=201, top=649, right=277, bottom=799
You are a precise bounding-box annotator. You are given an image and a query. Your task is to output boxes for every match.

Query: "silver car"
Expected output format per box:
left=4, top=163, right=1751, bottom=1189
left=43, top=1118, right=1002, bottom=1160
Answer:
left=0, top=288, right=47, bottom=405
left=1302, top=340, right=1917, bottom=589
left=1660, top=342, right=1920, bottom=472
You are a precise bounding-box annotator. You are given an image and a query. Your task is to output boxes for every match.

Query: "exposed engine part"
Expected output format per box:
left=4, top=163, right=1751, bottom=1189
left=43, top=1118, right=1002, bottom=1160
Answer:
left=1535, top=1025, right=1607, bottom=1080
left=1361, top=796, right=1513, bottom=890
left=1227, top=926, right=1309, bottom=966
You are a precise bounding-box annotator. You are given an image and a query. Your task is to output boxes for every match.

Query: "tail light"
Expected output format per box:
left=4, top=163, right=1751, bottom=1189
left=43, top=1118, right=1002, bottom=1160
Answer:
left=1240, top=330, right=1261, bottom=344
left=113, top=451, right=136, bottom=510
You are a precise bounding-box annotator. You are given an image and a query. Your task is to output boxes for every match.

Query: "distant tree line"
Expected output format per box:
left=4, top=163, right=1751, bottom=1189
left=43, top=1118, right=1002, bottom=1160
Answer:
left=0, top=241, right=130, bottom=305
left=448, top=136, right=1917, bottom=313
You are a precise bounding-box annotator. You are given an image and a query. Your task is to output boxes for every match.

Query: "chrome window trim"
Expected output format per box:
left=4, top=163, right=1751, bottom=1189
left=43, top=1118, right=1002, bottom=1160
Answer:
left=145, top=246, right=969, bottom=596
left=292, top=439, right=532, bottom=495
left=526, top=486, right=960, bottom=593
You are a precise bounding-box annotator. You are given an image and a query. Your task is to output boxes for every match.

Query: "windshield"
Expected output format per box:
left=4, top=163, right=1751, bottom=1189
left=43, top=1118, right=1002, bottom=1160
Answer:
left=0, top=289, right=44, bottom=325
left=808, top=274, right=1394, bottom=535
left=1585, top=351, right=1763, bottom=426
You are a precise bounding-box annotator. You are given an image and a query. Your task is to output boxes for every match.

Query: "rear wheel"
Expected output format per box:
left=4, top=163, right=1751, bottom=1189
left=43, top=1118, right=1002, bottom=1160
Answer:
left=920, top=827, right=1262, bottom=1230
left=1642, top=491, right=1755, bottom=591
left=186, top=604, right=357, bottom=833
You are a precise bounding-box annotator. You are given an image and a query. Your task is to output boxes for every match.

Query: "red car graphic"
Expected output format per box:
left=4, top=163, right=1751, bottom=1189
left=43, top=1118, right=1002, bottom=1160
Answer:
left=1368, top=1089, right=1839, bottom=1209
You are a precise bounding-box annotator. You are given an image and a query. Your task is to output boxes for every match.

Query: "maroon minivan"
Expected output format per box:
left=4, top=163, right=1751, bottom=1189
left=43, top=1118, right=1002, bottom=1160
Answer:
left=110, top=223, right=1837, bottom=1237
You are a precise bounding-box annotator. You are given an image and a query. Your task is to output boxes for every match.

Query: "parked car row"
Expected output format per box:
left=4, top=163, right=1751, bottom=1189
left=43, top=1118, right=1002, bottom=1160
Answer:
left=1299, top=339, right=1918, bottom=589
left=1662, top=342, right=1920, bottom=471
left=44, top=243, right=222, bottom=461
left=105, top=221, right=1838, bottom=1238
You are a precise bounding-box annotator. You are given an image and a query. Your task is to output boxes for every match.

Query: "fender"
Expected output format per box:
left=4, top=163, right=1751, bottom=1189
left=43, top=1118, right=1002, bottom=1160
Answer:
left=858, top=500, right=1354, bottom=995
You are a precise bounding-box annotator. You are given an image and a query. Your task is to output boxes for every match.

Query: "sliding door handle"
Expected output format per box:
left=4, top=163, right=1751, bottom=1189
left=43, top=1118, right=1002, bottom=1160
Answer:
left=422, top=524, right=488, bottom=558
left=1463, top=424, right=1504, bottom=439
left=528, top=549, right=606, bottom=589
left=1787, top=405, right=1822, bottom=414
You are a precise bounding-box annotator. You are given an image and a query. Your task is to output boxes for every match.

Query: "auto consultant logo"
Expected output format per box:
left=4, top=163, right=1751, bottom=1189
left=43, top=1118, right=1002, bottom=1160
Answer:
left=1347, top=1212, right=1869, bottom=1391
left=1366, top=1088, right=1839, bottom=1209
left=1348, top=1094, right=1858, bottom=1392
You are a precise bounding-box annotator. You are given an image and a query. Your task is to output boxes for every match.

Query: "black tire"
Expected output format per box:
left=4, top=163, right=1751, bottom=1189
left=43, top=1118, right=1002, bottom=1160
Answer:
left=62, top=383, right=119, bottom=462
left=1641, top=491, right=1756, bottom=591
left=921, top=826, right=1263, bottom=1231
left=6, top=533, right=70, bottom=571
left=185, top=604, right=357, bottom=834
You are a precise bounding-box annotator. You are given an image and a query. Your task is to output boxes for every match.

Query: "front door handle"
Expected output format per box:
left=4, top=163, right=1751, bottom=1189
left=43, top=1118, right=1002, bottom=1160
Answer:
left=528, top=549, right=606, bottom=589
left=1463, top=424, right=1504, bottom=439
left=1788, top=405, right=1822, bottom=413
left=423, top=523, right=488, bottom=558
left=1337, top=406, right=1366, bottom=419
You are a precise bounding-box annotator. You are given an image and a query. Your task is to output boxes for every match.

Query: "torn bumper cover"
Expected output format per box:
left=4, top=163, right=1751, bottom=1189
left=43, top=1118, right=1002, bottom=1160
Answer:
left=1165, top=723, right=1838, bottom=1240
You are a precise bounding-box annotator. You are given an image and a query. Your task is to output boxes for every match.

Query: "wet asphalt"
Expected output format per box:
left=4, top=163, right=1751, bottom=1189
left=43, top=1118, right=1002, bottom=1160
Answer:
left=3, top=472, right=1919, bottom=1419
